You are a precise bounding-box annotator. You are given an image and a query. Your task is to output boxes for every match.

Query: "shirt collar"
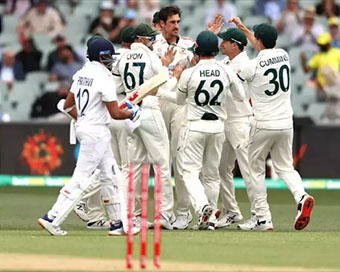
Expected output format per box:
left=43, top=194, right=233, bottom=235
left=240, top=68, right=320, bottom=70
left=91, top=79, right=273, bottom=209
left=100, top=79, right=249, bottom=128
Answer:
left=258, top=48, right=275, bottom=57
left=230, top=51, right=248, bottom=64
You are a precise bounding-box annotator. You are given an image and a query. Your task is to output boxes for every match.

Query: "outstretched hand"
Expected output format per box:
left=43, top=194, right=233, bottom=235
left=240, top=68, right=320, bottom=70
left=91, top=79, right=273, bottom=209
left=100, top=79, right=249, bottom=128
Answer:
left=207, top=14, right=224, bottom=35
left=161, top=46, right=177, bottom=67
left=228, top=17, right=245, bottom=30
left=173, top=64, right=186, bottom=80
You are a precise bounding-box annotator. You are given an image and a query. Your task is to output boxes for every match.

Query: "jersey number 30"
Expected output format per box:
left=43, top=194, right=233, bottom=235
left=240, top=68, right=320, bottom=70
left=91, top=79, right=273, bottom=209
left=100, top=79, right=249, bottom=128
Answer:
left=194, top=79, right=223, bottom=106
left=264, top=64, right=290, bottom=96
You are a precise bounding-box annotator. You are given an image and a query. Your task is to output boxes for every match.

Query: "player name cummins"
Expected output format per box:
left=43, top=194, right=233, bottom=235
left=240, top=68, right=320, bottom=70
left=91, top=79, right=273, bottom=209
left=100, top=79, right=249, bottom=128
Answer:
left=259, top=54, right=288, bottom=67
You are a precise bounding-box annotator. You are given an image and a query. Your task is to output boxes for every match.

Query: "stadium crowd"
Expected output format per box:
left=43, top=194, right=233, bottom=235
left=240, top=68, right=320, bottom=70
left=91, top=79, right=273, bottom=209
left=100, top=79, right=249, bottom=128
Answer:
left=0, top=0, right=339, bottom=123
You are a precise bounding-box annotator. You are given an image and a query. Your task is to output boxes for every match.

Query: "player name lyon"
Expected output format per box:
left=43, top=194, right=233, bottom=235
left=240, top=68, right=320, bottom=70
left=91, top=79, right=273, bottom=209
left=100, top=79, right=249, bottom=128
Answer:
left=200, top=70, right=220, bottom=77
left=259, top=55, right=288, bottom=67
left=127, top=53, right=143, bottom=60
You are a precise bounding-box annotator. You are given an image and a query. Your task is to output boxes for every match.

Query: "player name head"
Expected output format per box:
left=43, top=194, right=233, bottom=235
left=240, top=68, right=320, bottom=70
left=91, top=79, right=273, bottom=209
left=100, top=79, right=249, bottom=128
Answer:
left=259, top=55, right=288, bottom=68
left=77, top=76, right=94, bottom=87
left=200, top=69, right=220, bottom=77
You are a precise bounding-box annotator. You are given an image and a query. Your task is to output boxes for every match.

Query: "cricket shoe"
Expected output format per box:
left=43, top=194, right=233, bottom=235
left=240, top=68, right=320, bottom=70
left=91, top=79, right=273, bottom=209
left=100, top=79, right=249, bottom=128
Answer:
left=87, top=219, right=110, bottom=230
left=133, top=216, right=154, bottom=229
left=160, top=215, right=174, bottom=230
left=173, top=212, right=193, bottom=230
left=237, top=213, right=257, bottom=230
left=207, top=209, right=222, bottom=230
left=294, top=194, right=315, bottom=230
left=246, top=219, right=274, bottom=231
left=38, top=214, right=67, bottom=236
left=74, top=201, right=89, bottom=222
left=108, top=221, right=140, bottom=236
left=197, top=205, right=213, bottom=230
left=215, top=212, right=243, bottom=229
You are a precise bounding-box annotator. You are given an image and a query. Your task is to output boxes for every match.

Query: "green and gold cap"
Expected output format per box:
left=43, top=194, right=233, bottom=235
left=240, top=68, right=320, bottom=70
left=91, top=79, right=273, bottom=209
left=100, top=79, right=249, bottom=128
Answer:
left=218, top=28, right=247, bottom=46
left=121, top=26, right=136, bottom=43
left=134, top=23, right=159, bottom=37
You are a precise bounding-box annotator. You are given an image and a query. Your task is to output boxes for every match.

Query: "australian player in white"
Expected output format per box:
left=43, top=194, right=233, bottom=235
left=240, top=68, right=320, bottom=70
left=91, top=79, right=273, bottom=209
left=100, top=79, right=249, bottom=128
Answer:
left=176, top=30, right=245, bottom=230
left=110, top=26, right=135, bottom=187
left=152, top=6, right=195, bottom=229
left=214, top=28, right=256, bottom=229
left=38, top=38, right=141, bottom=236
left=115, top=23, right=178, bottom=229
left=230, top=18, right=315, bottom=231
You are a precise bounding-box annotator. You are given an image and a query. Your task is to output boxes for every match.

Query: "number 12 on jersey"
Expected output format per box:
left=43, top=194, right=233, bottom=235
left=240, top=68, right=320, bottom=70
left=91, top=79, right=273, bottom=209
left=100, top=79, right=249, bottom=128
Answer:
left=76, top=88, right=89, bottom=116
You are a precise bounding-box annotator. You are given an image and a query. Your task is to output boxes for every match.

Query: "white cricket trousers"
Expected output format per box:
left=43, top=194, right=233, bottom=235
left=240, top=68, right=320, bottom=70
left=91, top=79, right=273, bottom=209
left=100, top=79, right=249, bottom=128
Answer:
left=109, top=119, right=130, bottom=184
left=49, top=126, right=126, bottom=226
left=219, top=118, right=255, bottom=215
left=179, top=128, right=225, bottom=214
left=128, top=108, right=174, bottom=221
left=159, top=99, right=191, bottom=215
left=248, top=127, right=306, bottom=220
left=77, top=120, right=130, bottom=223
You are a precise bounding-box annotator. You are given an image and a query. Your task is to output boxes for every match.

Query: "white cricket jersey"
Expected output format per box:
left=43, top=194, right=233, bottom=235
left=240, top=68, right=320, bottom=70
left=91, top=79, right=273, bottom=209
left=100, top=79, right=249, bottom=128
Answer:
left=238, top=48, right=293, bottom=129
left=177, top=59, right=245, bottom=133
left=112, top=47, right=130, bottom=102
left=153, top=33, right=194, bottom=69
left=117, top=42, right=166, bottom=109
left=70, top=61, right=117, bottom=127
left=221, top=51, right=252, bottom=119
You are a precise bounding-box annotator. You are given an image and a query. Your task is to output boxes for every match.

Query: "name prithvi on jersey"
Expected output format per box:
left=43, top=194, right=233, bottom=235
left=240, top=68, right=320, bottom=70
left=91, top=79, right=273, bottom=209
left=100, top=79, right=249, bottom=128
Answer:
left=78, top=77, right=94, bottom=87
left=259, top=55, right=288, bottom=67
left=200, top=70, right=220, bottom=77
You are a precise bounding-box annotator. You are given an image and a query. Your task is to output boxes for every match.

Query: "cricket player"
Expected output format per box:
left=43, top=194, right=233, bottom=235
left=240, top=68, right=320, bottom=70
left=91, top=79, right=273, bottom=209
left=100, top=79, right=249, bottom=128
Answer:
left=176, top=30, right=245, bottom=230
left=38, top=38, right=141, bottom=236
left=152, top=5, right=195, bottom=230
left=109, top=26, right=136, bottom=189
left=213, top=28, right=256, bottom=229
left=114, top=23, right=178, bottom=229
left=72, top=35, right=110, bottom=230
left=73, top=29, right=136, bottom=229
left=230, top=17, right=315, bottom=231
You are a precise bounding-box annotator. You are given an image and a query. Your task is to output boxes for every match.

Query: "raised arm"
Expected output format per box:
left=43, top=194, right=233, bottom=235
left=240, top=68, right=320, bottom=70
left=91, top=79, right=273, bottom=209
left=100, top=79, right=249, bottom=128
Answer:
left=228, top=17, right=262, bottom=52
left=207, top=14, right=224, bottom=35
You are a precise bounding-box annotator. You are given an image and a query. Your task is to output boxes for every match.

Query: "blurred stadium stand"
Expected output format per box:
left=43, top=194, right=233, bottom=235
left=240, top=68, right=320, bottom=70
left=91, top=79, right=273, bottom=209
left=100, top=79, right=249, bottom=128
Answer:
left=0, top=0, right=337, bottom=125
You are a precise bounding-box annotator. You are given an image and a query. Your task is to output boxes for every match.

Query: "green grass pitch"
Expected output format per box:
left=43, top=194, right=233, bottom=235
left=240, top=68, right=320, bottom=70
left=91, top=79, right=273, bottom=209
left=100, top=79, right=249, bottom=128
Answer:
left=1, top=187, right=340, bottom=271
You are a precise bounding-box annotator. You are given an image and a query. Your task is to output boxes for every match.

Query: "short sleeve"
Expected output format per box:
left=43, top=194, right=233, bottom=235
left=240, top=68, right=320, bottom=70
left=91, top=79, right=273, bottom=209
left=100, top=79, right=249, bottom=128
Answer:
left=101, top=75, right=117, bottom=102
left=177, top=69, right=190, bottom=95
left=176, top=69, right=190, bottom=105
left=151, top=53, right=165, bottom=74
left=69, top=80, right=77, bottom=94
left=308, top=55, right=319, bottom=69
left=237, top=61, right=255, bottom=82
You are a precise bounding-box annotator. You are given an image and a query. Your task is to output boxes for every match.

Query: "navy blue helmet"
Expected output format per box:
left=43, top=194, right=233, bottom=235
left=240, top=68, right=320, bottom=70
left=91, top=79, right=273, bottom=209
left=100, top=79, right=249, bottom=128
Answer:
left=87, top=38, right=116, bottom=70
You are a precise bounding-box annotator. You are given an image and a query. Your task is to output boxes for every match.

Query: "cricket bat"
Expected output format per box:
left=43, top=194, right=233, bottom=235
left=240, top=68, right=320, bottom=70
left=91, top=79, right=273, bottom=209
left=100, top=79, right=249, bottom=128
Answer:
left=119, top=70, right=168, bottom=109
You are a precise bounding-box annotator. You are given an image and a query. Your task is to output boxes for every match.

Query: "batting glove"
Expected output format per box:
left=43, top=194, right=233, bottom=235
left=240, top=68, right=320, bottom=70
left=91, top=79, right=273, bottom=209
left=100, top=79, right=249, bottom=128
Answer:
left=125, top=101, right=142, bottom=122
